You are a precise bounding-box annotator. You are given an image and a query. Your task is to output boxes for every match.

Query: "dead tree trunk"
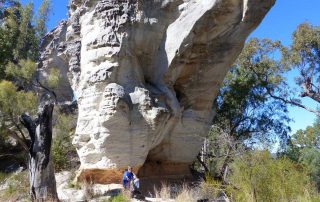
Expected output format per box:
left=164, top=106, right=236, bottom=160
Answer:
left=20, top=101, right=58, bottom=201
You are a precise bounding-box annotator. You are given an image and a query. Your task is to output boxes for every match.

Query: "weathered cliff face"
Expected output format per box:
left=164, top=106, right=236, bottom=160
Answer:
left=39, top=0, right=275, bottom=183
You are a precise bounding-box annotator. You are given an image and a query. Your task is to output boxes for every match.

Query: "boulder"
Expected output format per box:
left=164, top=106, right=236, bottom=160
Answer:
left=39, top=0, right=275, bottom=184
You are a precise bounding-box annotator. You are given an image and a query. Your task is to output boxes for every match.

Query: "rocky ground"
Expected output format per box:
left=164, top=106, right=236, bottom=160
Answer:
left=0, top=169, right=229, bottom=201
left=55, top=171, right=179, bottom=202
left=56, top=172, right=229, bottom=202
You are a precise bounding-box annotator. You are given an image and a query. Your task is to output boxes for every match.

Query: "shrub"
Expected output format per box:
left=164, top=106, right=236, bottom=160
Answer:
left=227, top=150, right=320, bottom=202
left=199, top=175, right=224, bottom=201
left=107, top=193, right=130, bottom=202
left=47, top=68, right=60, bottom=89
left=52, top=113, right=77, bottom=171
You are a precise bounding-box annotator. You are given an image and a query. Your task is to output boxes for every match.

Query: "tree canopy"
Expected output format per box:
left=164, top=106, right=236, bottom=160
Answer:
left=285, top=118, right=320, bottom=190
left=0, top=0, right=51, bottom=80
left=199, top=23, right=320, bottom=197
left=214, top=38, right=290, bottom=144
left=0, top=0, right=51, bottom=151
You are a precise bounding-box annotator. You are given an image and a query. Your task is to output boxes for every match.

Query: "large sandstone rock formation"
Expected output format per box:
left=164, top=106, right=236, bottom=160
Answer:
left=39, top=0, right=275, bottom=183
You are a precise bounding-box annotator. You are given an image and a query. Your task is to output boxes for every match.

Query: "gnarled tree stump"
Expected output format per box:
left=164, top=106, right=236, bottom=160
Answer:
left=21, top=101, right=58, bottom=202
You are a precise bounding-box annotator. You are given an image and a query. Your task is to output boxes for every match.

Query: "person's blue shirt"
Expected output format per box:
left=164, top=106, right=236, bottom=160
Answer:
left=122, top=171, right=134, bottom=182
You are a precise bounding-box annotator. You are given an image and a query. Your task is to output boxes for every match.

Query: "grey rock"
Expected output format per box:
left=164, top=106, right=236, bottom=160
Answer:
left=40, top=0, right=275, bottom=183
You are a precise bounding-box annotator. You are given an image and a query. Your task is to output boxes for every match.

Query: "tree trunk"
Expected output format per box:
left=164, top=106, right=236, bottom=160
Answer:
left=21, top=102, right=58, bottom=202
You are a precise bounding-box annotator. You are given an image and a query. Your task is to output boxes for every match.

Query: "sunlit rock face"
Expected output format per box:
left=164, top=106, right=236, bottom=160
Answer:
left=39, top=0, right=275, bottom=183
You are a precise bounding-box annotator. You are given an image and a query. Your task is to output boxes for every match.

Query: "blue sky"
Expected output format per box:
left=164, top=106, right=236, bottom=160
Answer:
left=249, top=0, right=320, bottom=134
left=20, top=0, right=68, bottom=30
left=24, top=0, right=320, bottom=134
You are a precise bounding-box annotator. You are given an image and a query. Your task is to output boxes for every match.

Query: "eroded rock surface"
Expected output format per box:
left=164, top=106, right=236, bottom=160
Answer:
left=39, top=0, right=275, bottom=183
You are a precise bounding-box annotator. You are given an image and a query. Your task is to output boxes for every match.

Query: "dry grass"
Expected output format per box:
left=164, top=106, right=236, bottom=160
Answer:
left=0, top=171, right=30, bottom=201
left=174, top=184, right=197, bottom=202
left=154, top=182, right=171, bottom=200
left=82, top=180, right=94, bottom=200
left=153, top=182, right=199, bottom=202
left=198, top=178, right=224, bottom=201
left=122, top=189, right=132, bottom=201
left=67, top=170, right=81, bottom=189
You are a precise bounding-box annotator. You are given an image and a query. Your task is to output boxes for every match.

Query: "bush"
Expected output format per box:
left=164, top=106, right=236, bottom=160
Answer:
left=227, top=150, right=320, bottom=202
left=199, top=175, right=224, bottom=201
left=52, top=113, right=77, bottom=171
left=107, top=192, right=130, bottom=202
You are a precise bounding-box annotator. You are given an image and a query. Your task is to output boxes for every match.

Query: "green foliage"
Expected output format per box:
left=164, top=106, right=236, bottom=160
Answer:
left=285, top=118, right=320, bottom=191
left=15, top=2, right=37, bottom=60
left=0, top=0, right=51, bottom=150
left=214, top=38, right=290, bottom=145
left=199, top=175, right=224, bottom=201
left=67, top=180, right=81, bottom=190
left=52, top=113, right=76, bottom=171
left=202, top=129, right=244, bottom=179
left=282, top=22, right=320, bottom=114
left=299, top=148, right=320, bottom=189
left=291, top=121, right=320, bottom=148
left=47, top=68, right=60, bottom=89
left=290, top=23, right=320, bottom=85
left=35, top=0, right=51, bottom=41
left=5, top=59, right=37, bottom=84
left=227, top=151, right=319, bottom=202
left=0, top=1, right=20, bottom=78
left=0, top=80, right=36, bottom=119
left=0, top=0, right=51, bottom=79
left=0, top=80, right=36, bottom=147
left=203, top=38, right=291, bottom=179
left=195, top=22, right=320, bottom=202
left=107, top=193, right=130, bottom=202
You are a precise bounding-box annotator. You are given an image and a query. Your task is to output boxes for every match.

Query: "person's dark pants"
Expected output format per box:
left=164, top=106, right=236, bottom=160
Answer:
left=123, top=180, right=130, bottom=189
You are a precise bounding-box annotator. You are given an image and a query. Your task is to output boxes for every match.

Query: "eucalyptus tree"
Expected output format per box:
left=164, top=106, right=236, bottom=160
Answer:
left=201, top=38, right=291, bottom=181
left=290, top=23, right=320, bottom=109
left=266, top=23, right=320, bottom=115
left=285, top=118, right=320, bottom=191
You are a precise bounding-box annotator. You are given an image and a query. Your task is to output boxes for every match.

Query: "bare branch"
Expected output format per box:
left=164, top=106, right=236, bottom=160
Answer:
left=6, top=128, right=29, bottom=151
left=196, top=153, right=209, bottom=173
left=248, top=64, right=320, bottom=116
left=20, top=113, right=36, bottom=145
left=14, top=123, right=28, bottom=143
left=34, top=77, right=57, bottom=101
left=301, top=82, right=320, bottom=103
left=266, top=89, right=320, bottom=116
